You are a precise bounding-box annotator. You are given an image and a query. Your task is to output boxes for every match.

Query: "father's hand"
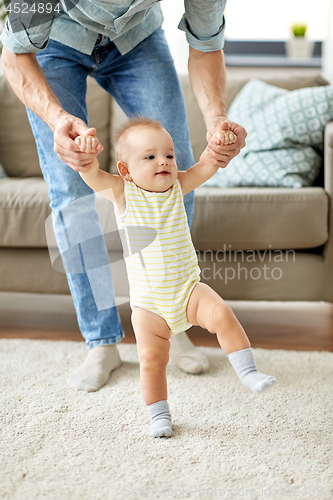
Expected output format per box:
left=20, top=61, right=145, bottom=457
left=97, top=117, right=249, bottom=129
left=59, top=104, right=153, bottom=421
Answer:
left=206, top=119, right=247, bottom=169
left=53, top=114, right=103, bottom=171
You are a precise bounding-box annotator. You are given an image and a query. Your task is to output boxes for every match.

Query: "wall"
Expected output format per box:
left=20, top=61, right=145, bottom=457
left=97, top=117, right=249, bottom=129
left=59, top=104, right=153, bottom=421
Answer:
left=322, top=0, right=333, bottom=84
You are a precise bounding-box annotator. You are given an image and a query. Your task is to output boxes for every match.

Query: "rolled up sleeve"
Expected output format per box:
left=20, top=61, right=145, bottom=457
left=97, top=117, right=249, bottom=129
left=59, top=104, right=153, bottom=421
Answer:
left=0, top=18, right=51, bottom=53
left=178, top=0, right=226, bottom=52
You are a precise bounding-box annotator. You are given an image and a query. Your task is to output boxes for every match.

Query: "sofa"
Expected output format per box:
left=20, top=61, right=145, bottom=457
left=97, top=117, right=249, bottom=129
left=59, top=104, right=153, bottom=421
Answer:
left=1, top=67, right=333, bottom=305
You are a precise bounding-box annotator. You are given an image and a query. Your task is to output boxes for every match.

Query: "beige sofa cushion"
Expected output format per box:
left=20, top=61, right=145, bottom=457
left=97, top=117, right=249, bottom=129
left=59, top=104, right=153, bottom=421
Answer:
left=0, top=248, right=70, bottom=294
left=0, top=178, right=51, bottom=246
left=0, top=177, right=124, bottom=249
left=198, top=251, right=325, bottom=301
left=0, top=74, right=111, bottom=176
left=0, top=74, right=40, bottom=177
left=192, top=186, right=328, bottom=251
left=0, top=177, right=328, bottom=251
left=0, top=247, right=128, bottom=296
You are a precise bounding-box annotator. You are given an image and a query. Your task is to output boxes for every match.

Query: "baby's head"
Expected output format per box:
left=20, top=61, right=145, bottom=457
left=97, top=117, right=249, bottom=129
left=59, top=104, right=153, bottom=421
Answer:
left=115, top=117, right=178, bottom=192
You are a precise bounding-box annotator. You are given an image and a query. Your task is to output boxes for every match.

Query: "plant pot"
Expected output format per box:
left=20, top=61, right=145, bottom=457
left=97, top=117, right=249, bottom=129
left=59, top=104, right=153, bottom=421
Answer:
left=285, top=38, right=315, bottom=59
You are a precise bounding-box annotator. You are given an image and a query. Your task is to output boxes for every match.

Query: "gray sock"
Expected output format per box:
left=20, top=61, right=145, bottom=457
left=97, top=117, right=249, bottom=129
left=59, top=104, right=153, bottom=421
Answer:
left=147, top=400, right=172, bottom=438
left=66, top=345, right=122, bottom=392
left=228, top=348, right=277, bottom=393
left=169, top=331, right=209, bottom=374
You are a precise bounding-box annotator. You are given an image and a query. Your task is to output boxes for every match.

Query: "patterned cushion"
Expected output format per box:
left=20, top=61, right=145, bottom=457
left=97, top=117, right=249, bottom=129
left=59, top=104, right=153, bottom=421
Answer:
left=203, top=79, right=333, bottom=188
left=0, top=164, right=7, bottom=178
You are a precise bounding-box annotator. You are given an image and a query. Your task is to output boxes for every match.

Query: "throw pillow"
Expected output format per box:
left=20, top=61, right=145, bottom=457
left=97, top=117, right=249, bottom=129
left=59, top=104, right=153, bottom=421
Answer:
left=0, top=164, right=7, bottom=178
left=203, top=79, right=333, bottom=188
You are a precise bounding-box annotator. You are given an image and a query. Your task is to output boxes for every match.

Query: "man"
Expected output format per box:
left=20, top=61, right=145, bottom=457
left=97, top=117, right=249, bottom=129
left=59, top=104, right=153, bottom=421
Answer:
left=1, top=0, right=246, bottom=392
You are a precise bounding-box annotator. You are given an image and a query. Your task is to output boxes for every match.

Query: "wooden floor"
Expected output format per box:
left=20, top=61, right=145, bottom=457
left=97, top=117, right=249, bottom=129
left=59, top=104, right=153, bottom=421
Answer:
left=1, top=301, right=333, bottom=352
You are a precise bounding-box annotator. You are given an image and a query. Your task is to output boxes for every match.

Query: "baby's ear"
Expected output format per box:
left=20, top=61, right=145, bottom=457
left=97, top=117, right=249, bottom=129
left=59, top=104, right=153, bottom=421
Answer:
left=117, top=161, right=132, bottom=180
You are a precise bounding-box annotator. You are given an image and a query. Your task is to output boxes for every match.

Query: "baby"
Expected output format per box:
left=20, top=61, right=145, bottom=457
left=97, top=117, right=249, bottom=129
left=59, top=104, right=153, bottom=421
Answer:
left=76, top=117, right=277, bottom=438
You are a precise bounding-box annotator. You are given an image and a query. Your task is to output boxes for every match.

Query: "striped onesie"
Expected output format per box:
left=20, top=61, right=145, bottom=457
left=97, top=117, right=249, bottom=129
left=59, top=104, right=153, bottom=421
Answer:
left=115, top=179, right=201, bottom=335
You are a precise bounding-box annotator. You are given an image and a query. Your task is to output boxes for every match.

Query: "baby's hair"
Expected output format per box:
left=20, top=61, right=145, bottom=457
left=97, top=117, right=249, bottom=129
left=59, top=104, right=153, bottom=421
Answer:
left=115, top=116, right=164, bottom=161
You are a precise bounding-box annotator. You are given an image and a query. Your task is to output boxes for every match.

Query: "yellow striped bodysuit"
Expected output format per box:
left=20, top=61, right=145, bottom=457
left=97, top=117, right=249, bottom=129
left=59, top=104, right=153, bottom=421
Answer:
left=115, top=179, right=200, bottom=335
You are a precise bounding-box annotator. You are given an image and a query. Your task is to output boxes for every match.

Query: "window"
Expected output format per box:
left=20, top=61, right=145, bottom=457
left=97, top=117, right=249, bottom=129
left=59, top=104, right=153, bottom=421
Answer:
left=224, top=0, right=329, bottom=41
left=161, top=0, right=329, bottom=73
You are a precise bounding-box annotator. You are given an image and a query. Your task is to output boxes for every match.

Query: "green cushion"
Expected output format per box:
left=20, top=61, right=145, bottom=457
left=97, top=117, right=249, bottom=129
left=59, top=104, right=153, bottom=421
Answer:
left=203, top=79, right=333, bottom=188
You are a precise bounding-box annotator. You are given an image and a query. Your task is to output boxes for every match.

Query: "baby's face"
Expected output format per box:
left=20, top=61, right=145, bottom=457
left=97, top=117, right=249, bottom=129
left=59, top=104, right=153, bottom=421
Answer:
left=119, top=127, right=178, bottom=192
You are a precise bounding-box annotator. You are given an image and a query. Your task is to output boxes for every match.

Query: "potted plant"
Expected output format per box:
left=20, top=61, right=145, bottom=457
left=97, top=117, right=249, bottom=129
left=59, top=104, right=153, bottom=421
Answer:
left=285, top=23, right=315, bottom=59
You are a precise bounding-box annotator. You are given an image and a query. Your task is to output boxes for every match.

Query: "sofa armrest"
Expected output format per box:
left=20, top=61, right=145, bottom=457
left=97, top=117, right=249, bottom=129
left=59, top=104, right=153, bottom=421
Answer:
left=324, top=121, right=333, bottom=196
left=323, top=121, right=333, bottom=300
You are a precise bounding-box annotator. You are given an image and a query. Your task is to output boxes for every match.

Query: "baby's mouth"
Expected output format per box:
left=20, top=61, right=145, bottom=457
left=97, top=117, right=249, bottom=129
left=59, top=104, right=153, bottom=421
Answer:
left=155, top=170, right=170, bottom=176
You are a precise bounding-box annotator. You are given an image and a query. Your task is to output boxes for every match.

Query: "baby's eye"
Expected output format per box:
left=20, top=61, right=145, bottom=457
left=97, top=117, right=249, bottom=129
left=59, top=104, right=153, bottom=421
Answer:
left=146, top=155, right=155, bottom=160
left=167, top=155, right=174, bottom=159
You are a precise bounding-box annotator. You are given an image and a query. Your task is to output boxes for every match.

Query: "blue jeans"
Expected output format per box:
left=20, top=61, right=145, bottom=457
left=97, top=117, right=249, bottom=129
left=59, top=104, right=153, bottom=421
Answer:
left=27, top=28, right=195, bottom=348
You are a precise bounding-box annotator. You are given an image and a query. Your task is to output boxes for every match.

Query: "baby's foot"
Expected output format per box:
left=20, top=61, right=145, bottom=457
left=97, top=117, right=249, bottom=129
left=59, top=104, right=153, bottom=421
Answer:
left=228, top=348, right=277, bottom=393
left=169, top=331, right=209, bottom=374
left=67, top=344, right=122, bottom=392
left=240, top=371, right=277, bottom=393
left=147, top=400, right=172, bottom=438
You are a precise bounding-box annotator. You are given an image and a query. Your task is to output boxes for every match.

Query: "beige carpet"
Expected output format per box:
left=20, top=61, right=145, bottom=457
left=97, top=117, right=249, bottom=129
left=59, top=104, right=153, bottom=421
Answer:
left=1, top=339, right=332, bottom=500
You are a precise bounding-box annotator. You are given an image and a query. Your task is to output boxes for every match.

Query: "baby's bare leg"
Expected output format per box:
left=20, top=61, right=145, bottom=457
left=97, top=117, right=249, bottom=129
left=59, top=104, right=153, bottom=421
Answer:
left=187, top=283, right=277, bottom=392
left=132, top=308, right=171, bottom=404
left=187, top=283, right=250, bottom=355
left=132, top=308, right=172, bottom=437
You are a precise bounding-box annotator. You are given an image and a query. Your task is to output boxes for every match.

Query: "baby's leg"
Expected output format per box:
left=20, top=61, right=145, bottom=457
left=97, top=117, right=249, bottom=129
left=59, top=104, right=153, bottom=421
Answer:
left=187, top=283, right=250, bottom=354
left=187, top=284, right=277, bottom=392
left=132, top=308, right=172, bottom=437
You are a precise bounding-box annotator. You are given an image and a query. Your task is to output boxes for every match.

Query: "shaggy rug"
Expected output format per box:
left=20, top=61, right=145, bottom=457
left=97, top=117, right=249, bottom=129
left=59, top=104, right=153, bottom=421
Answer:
left=0, top=339, right=332, bottom=500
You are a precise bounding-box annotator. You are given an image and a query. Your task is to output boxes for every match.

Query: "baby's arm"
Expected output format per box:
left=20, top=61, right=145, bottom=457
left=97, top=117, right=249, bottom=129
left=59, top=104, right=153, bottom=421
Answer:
left=76, top=136, right=124, bottom=205
left=178, top=130, right=237, bottom=195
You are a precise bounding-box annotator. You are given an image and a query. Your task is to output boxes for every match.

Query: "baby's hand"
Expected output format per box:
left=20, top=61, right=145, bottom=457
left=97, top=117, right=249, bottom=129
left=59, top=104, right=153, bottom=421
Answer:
left=213, top=130, right=237, bottom=146
left=75, top=135, right=101, bottom=154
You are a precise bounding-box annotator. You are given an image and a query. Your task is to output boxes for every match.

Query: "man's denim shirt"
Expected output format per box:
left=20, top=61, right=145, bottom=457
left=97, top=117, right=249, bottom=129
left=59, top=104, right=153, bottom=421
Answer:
left=0, top=0, right=226, bottom=56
